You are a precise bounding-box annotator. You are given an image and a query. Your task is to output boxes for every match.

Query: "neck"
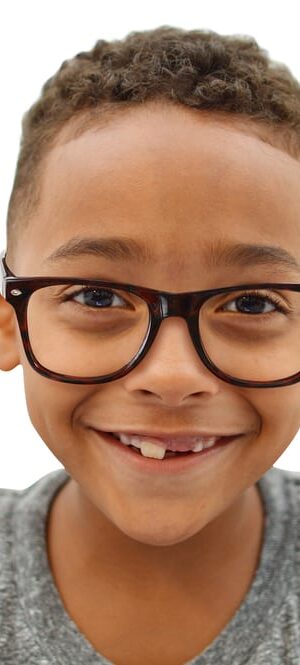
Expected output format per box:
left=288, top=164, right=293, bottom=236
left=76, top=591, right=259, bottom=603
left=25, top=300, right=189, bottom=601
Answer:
left=46, top=478, right=264, bottom=597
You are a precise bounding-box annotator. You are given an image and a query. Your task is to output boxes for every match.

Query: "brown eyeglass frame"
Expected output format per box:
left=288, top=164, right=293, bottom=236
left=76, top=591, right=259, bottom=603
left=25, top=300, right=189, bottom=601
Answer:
left=1, top=249, right=300, bottom=389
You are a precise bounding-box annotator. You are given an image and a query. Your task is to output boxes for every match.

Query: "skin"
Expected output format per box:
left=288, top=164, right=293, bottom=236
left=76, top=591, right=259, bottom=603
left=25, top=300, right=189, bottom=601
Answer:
left=1, top=102, right=300, bottom=663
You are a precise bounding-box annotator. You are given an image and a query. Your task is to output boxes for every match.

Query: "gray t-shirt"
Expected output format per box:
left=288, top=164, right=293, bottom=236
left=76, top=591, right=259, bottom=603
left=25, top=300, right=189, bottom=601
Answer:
left=0, top=465, right=300, bottom=664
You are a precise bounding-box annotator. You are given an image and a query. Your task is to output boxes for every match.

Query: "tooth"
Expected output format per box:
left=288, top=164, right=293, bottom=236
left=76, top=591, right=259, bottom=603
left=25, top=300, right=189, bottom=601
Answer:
left=204, top=437, right=217, bottom=448
left=130, top=436, right=143, bottom=448
left=118, top=433, right=132, bottom=446
left=118, top=433, right=166, bottom=459
left=140, top=441, right=166, bottom=460
left=192, top=441, right=205, bottom=453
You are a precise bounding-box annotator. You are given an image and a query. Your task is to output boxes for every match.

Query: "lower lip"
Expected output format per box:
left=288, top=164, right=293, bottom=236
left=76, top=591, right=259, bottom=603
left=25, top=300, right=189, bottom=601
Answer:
left=91, top=430, right=242, bottom=475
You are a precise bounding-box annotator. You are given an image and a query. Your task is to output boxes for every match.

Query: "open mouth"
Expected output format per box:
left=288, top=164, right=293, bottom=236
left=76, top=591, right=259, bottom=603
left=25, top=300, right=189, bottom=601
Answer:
left=106, top=431, right=239, bottom=459
left=91, top=429, right=242, bottom=474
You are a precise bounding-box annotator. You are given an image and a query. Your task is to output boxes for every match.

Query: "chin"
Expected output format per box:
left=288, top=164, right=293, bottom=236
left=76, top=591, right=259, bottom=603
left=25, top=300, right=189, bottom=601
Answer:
left=112, top=514, right=202, bottom=547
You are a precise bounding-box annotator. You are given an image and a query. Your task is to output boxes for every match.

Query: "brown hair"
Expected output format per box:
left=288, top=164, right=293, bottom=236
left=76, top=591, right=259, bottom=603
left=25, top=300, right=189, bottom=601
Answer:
left=6, top=25, right=300, bottom=264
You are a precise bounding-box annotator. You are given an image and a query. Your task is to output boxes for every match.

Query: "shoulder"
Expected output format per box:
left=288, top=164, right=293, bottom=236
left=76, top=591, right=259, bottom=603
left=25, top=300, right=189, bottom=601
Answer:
left=0, top=469, right=69, bottom=571
left=260, top=465, right=300, bottom=498
left=260, top=466, right=300, bottom=519
left=0, top=485, right=22, bottom=555
left=0, top=470, right=69, bottom=654
left=0, top=470, right=69, bottom=641
left=0, top=468, right=68, bottom=524
left=0, top=485, right=25, bottom=647
left=271, top=466, right=300, bottom=500
left=260, top=466, right=300, bottom=567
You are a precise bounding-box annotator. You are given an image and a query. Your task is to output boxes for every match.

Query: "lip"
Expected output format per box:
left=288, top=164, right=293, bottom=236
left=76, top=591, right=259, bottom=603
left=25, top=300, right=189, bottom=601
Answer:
left=91, top=429, right=243, bottom=475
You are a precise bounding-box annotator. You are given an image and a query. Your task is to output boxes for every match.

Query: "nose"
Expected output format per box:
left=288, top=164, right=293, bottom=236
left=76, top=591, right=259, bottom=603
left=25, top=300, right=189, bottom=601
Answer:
left=122, top=316, right=222, bottom=405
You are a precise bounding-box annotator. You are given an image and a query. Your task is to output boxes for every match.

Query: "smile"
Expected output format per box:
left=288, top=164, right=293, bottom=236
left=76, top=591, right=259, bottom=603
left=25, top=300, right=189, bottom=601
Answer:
left=91, top=430, right=242, bottom=475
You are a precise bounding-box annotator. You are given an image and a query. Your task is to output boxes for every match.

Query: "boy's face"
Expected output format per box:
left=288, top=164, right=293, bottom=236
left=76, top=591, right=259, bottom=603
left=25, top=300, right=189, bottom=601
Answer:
left=3, top=103, right=300, bottom=547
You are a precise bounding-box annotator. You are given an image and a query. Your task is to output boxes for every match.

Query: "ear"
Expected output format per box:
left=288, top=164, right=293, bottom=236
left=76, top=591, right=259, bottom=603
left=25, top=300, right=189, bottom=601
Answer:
left=0, top=294, right=21, bottom=371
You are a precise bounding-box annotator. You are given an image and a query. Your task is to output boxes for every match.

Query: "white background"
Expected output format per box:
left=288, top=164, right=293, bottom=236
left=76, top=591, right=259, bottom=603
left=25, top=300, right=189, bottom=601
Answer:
left=1, top=0, right=300, bottom=488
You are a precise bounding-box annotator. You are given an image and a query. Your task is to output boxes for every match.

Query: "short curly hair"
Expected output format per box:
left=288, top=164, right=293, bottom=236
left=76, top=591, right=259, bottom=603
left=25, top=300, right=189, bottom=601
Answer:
left=6, top=25, right=300, bottom=263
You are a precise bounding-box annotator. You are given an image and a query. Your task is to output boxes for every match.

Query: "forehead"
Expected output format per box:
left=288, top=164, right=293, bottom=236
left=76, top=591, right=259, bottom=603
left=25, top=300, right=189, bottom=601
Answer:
left=24, top=105, right=300, bottom=283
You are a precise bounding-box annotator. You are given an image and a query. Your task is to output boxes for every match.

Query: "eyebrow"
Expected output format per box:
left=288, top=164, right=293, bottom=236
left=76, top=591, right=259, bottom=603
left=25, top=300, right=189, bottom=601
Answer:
left=44, top=235, right=300, bottom=274
left=205, top=240, right=300, bottom=274
left=45, top=236, right=152, bottom=265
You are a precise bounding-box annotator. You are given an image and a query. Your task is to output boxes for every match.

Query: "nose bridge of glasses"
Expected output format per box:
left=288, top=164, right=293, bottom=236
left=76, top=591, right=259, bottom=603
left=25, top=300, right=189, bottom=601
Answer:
left=160, top=291, right=204, bottom=319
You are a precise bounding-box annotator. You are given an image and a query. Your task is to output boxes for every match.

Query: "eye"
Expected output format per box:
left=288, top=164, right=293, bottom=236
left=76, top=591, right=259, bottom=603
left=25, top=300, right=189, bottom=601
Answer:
left=220, top=290, right=287, bottom=315
left=66, top=287, right=128, bottom=309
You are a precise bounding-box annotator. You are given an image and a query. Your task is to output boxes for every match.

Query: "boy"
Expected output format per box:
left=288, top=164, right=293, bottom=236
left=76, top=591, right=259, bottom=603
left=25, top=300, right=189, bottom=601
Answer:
left=0, top=25, right=300, bottom=665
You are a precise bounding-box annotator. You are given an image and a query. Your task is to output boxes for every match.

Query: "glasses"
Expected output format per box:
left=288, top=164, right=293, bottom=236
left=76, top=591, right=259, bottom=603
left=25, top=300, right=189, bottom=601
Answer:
left=1, top=248, right=300, bottom=389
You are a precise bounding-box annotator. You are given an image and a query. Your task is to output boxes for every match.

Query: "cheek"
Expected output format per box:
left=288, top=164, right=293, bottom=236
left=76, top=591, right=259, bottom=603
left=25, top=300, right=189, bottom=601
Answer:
left=248, top=386, right=300, bottom=461
left=21, top=362, right=90, bottom=444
